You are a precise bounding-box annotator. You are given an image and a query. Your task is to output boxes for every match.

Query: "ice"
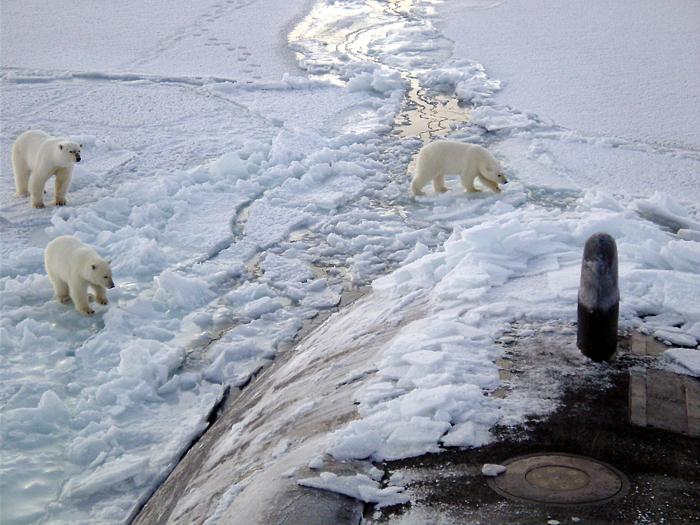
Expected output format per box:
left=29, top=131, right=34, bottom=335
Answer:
left=308, top=456, right=324, bottom=470
left=481, top=464, right=507, bottom=477
left=438, top=0, right=700, bottom=149
left=444, top=421, right=492, bottom=448
left=297, top=472, right=409, bottom=508
left=470, top=106, right=538, bottom=132
left=633, top=192, right=700, bottom=232
left=261, top=253, right=314, bottom=284
left=347, top=68, right=405, bottom=95
left=1, top=0, right=308, bottom=83
left=401, top=350, right=444, bottom=366
left=653, top=328, right=698, bottom=348
left=678, top=229, right=700, bottom=242
left=1, top=391, right=70, bottom=436
left=419, top=59, right=501, bottom=103
left=663, top=348, right=700, bottom=376
left=153, top=271, right=215, bottom=311
left=61, top=455, right=150, bottom=500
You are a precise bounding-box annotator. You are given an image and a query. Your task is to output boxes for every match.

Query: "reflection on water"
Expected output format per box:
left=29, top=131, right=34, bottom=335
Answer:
left=399, top=77, right=470, bottom=143
left=289, top=0, right=469, bottom=143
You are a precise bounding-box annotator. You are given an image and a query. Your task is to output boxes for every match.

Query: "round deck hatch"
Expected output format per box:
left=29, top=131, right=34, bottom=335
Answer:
left=487, top=453, right=629, bottom=506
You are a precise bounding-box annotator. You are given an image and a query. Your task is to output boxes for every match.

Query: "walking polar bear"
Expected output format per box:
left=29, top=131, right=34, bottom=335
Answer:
left=411, top=141, right=507, bottom=196
left=45, top=236, right=114, bottom=315
left=12, top=130, right=82, bottom=208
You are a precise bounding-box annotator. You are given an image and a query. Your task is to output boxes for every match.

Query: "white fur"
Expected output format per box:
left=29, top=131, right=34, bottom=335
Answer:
left=45, top=235, right=115, bottom=316
left=12, top=130, right=82, bottom=208
left=411, top=141, right=507, bottom=196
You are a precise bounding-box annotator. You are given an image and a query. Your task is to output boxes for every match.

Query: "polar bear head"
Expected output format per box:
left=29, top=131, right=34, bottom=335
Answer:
left=480, top=155, right=508, bottom=186
left=86, top=258, right=115, bottom=289
left=57, top=141, right=82, bottom=166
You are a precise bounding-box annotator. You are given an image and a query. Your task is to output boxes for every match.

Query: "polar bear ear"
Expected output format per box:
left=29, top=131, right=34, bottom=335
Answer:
left=107, top=259, right=112, bottom=264
left=79, top=144, right=83, bottom=148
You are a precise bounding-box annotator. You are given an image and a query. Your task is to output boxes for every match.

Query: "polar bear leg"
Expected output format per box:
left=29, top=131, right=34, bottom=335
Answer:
left=478, top=175, right=501, bottom=194
left=54, top=168, right=72, bottom=206
left=92, top=285, right=109, bottom=305
left=410, top=174, right=427, bottom=196
left=12, top=149, right=30, bottom=197
left=48, top=273, right=70, bottom=303
left=460, top=173, right=480, bottom=193
left=433, top=175, right=448, bottom=193
left=70, top=282, right=94, bottom=315
left=29, top=167, right=52, bottom=208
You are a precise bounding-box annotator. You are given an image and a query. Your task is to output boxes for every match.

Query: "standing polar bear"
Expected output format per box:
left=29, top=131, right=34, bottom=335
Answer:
left=12, top=130, right=82, bottom=208
left=45, top=236, right=114, bottom=315
left=411, top=141, right=507, bottom=196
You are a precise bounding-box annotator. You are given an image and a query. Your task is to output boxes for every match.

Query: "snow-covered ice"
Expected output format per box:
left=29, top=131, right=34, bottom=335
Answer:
left=1, top=0, right=699, bottom=523
left=439, top=0, right=700, bottom=149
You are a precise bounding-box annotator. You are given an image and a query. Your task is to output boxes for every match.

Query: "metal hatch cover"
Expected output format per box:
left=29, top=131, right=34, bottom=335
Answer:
left=487, top=453, right=629, bottom=506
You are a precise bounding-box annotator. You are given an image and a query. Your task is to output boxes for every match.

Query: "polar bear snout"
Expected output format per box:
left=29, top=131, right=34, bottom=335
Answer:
left=75, top=153, right=81, bottom=163
left=107, top=278, right=115, bottom=289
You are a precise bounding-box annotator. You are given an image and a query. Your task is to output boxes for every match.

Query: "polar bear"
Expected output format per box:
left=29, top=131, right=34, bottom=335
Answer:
left=411, top=141, right=507, bottom=196
left=12, top=130, right=82, bottom=208
left=45, top=235, right=114, bottom=315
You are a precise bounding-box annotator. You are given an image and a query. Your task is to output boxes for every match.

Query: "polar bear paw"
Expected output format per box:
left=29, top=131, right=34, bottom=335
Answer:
left=88, top=293, right=108, bottom=305
left=15, top=191, right=29, bottom=198
left=78, top=306, right=95, bottom=316
left=32, top=201, right=45, bottom=209
left=55, top=198, right=67, bottom=206
left=57, top=294, right=70, bottom=304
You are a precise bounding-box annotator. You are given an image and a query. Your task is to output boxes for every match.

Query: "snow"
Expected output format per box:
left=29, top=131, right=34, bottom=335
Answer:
left=0, top=0, right=304, bottom=83
left=439, top=0, right=700, bottom=150
left=662, top=348, right=700, bottom=377
left=1, top=0, right=699, bottom=522
left=298, top=472, right=409, bottom=508
left=419, top=59, right=501, bottom=104
left=481, top=464, right=507, bottom=477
